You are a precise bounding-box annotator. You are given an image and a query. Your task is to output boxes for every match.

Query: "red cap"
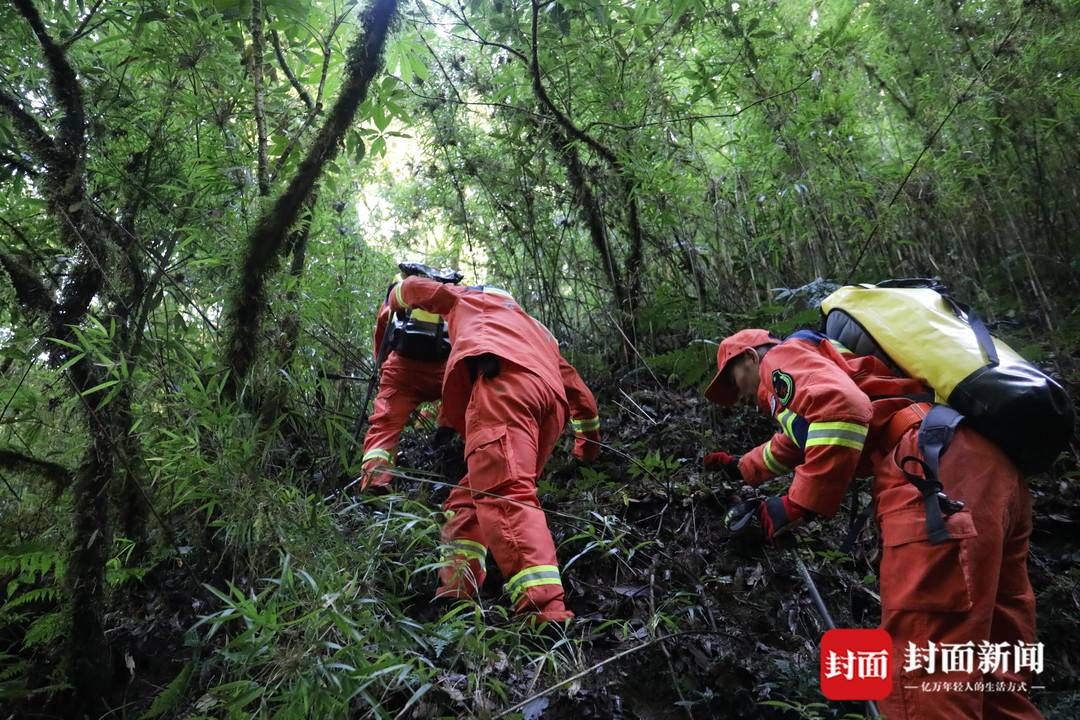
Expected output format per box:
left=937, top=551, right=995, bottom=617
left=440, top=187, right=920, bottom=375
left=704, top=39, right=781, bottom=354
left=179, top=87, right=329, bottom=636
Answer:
left=703, top=329, right=780, bottom=405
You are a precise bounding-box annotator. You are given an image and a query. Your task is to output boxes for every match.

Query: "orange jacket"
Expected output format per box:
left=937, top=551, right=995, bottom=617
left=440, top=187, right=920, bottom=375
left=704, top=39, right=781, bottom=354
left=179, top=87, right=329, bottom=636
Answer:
left=739, top=331, right=928, bottom=517
left=389, top=276, right=598, bottom=436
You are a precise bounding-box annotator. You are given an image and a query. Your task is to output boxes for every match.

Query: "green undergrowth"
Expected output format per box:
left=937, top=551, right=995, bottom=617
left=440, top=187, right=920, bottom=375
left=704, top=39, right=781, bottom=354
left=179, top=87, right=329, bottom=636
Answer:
left=3, top=302, right=1079, bottom=718
left=142, top=486, right=642, bottom=719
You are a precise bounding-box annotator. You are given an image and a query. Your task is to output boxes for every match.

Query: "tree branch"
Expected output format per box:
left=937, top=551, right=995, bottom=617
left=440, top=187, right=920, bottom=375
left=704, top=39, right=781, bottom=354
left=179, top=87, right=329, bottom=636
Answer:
left=427, top=0, right=528, bottom=64
left=0, top=251, right=57, bottom=315
left=12, top=0, right=85, bottom=164
left=0, top=150, right=39, bottom=177
left=548, top=125, right=626, bottom=314
left=580, top=76, right=813, bottom=132
left=224, top=0, right=400, bottom=387
left=11, top=0, right=103, bottom=342
left=315, top=6, right=356, bottom=111
left=63, top=0, right=107, bottom=48
left=270, top=27, right=315, bottom=113
left=249, top=0, right=270, bottom=195
left=0, top=88, right=59, bottom=168
left=269, top=4, right=357, bottom=183
left=0, top=447, right=72, bottom=490
left=529, top=0, right=642, bottom=332
left=529, top=0, right=616, bottom=165
left=857, top=56, right=916, bottom=120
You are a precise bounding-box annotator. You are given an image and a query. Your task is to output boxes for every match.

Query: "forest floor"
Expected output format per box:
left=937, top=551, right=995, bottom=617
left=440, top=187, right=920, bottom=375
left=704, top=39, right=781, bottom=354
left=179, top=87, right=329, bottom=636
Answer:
left=112, top=374, right=1080, bottom=720
left=464, top=377, right=1080, bottom=720
left=15, top=363, right=1080, bottom=719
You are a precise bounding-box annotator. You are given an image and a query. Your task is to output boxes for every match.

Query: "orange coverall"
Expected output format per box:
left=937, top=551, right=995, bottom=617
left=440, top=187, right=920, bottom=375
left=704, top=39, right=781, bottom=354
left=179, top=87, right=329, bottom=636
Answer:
left=359, top=301, right=447, bottom=491
left=390, top=277, right=600, bottom=622
left=740, top=332, right=1039, bottom=720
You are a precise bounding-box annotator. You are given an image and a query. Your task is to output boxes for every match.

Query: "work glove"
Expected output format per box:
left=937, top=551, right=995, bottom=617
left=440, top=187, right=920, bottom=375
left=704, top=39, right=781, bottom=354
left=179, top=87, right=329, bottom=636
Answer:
left=573, top=429, right=601, bottom=464
left=759, top=495, right=807, bottom=541
left=432, top=426, right=457, bottom=448
left=703, top=451, right=743, bottom=483
left=359, top=459, right=394, bottom=495
left=724, top=498, right=764, bottom=535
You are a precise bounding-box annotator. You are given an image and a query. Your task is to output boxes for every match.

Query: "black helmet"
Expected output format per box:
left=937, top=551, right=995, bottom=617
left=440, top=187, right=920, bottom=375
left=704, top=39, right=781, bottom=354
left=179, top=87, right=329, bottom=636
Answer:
left=398, top=262, right=463, bottom=284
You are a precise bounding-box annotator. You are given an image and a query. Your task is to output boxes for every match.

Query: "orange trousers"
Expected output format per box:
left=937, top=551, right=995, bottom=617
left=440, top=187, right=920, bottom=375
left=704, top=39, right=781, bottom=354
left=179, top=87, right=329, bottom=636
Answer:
left=360, top=356, right=444, bottom=490
left=874, top=425, right=1040, bottom=719
left=437, top=365, right=572, bottom=622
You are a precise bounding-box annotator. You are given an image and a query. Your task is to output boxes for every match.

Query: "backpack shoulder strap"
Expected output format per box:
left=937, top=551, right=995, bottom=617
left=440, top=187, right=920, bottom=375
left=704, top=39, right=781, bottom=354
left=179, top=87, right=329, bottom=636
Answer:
left=899, top=404, right=967, bottom=545
left=786, top=328, right=827, bottom=344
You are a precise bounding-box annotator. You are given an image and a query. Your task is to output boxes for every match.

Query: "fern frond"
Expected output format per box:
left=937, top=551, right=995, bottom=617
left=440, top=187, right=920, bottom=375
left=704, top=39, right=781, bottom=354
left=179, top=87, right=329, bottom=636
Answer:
left=1, top=587, right=60, bottom=613
left=22, top=612, right=64, bottom=649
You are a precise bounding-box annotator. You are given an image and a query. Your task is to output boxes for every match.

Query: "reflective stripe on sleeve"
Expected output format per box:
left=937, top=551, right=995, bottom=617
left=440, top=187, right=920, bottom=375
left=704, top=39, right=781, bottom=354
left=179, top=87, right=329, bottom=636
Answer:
left=777, top=409, right=798, bottom=443
left=505, top=564, right=562, bottom=604
left=762, top=440, right=791, bottom=475
left=776, top=409, right=810, bottom=448
left=804, top=420, right=869, bottom=451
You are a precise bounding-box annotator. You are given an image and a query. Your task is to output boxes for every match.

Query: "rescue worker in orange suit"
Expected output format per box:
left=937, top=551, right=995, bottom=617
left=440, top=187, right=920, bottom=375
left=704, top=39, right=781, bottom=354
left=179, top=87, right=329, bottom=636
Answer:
left=358, top=292, right=449, bottom=493
left=388, top=276, right=601, bottom=624
left=704, top=328, right=1039, bottom=720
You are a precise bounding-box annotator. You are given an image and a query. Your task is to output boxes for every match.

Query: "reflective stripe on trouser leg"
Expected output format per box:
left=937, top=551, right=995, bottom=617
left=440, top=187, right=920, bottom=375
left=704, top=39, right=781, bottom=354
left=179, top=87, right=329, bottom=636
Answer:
left=443, top=538, right=487, bottom=563
left=436, top=542, right=487, bottom=600
left=362, top=448, right=393, bottom=464
left=505, top=565, right=563, bottom=607
left=360, top=449, right=394, bottom=490
left=465, top=370, right=572, bottom=619
left=571, top=416, right=600, bottom=434
left=362, top=359, right=437, bottom=489
left=436, top=482, right=487, bottom=600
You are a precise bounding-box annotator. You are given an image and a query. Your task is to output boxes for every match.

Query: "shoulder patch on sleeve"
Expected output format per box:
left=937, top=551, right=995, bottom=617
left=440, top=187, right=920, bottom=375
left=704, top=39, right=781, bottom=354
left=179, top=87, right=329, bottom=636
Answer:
left=772, top=369, right=795, bottom=406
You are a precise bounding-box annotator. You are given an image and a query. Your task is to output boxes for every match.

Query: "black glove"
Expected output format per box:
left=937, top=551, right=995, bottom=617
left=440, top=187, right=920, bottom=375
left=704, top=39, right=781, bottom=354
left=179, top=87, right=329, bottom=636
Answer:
left=432, top=426, right=457, bottom=448
left=724, top=498, right=763, bottom=534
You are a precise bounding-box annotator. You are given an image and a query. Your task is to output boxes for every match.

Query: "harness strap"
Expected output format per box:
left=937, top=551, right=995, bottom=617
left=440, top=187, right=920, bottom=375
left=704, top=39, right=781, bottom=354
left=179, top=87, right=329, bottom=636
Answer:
left=905, top=404, right=966, bottom=545
left=879, top=402, right=932, bottom=451
left=865, top=402, right=965, bottom=546
left=965, top=310, right=999, bottom=366
left=918, top=405, right=963, bottom=481
left=938, top=293, right=999, bottom=367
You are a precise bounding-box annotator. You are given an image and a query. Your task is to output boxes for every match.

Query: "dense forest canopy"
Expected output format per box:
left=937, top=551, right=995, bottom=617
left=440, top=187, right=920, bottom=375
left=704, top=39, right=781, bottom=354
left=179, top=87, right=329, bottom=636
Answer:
left=1, top=0, right=1078, bottom=717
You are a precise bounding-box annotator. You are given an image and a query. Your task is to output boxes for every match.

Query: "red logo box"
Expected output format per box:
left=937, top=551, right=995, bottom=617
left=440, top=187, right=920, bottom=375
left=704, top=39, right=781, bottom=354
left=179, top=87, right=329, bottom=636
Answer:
left=820, top=628, right=893, bottom=701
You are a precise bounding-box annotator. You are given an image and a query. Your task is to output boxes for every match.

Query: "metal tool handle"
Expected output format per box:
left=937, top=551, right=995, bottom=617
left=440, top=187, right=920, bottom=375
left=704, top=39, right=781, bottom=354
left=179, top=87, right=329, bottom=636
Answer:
left=793, top=550, right=881, bottom=719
